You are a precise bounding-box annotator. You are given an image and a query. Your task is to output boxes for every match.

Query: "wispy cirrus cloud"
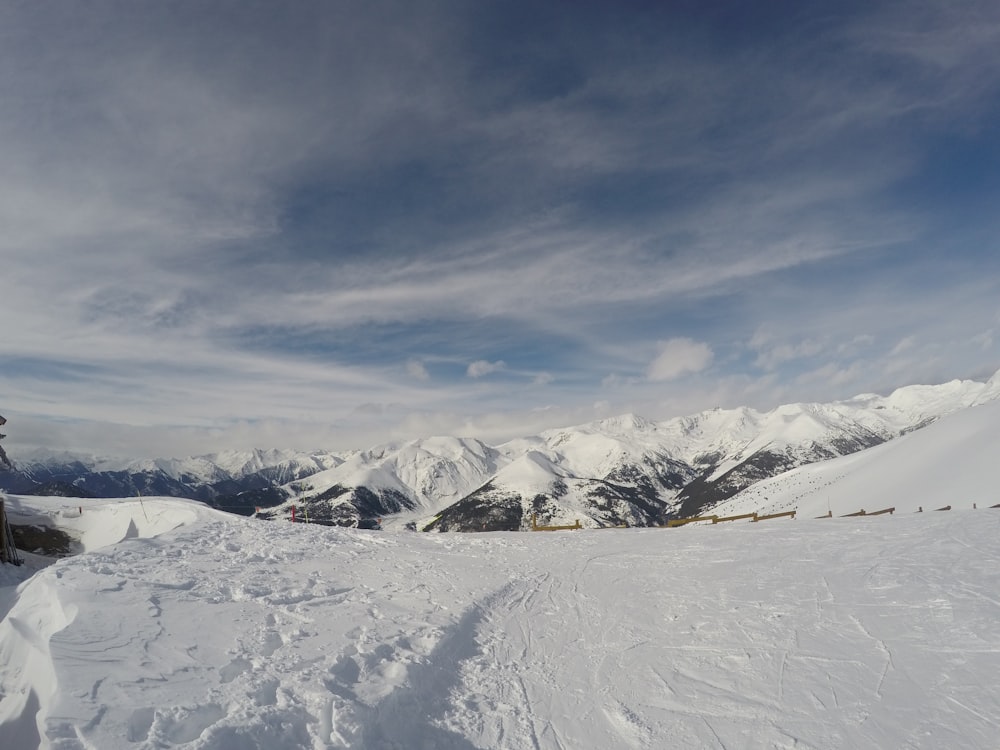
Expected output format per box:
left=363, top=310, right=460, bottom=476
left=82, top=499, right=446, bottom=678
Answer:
left=1, top=1, right=998, bottom=456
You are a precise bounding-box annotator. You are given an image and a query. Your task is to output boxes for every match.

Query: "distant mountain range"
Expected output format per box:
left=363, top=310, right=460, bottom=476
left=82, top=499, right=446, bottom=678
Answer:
left=4, top=370, right=999, bottom=530
left=1, top=448, right=342, bottom=513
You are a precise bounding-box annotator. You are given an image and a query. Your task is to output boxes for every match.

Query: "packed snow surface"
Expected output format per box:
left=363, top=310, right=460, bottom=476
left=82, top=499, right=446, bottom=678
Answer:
left=2, top=492, right=1000, bottom=749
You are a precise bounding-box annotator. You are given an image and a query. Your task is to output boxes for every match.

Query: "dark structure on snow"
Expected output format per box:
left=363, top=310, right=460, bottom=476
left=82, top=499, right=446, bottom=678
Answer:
left=1, top=412, right=24, bottom=565
left=0, top=413, right=10, bottom=470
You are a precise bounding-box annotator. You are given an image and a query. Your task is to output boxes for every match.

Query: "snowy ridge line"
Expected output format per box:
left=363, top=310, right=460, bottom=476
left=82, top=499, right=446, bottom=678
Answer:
left=7, top=369, right=1000, bottom=532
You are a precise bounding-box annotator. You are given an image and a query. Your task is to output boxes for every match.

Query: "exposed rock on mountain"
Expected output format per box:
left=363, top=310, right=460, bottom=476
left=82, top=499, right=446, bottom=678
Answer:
left=20, top=481, right=94, bottom=499
left=0, top=414, right=10, bottom=470
left=257, top=484, right=413, bottom=526
left=422, top=481, right=525, bottom=532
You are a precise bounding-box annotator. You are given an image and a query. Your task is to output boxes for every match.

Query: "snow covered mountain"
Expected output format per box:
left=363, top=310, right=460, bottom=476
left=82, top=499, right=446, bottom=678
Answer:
left=2, top=448, right=343, bottom=512
left=5, top=369, right=999, bottom=530
left=267, top=370, right=1000, bottom=530
left=257, top=436, right=504, bottom=526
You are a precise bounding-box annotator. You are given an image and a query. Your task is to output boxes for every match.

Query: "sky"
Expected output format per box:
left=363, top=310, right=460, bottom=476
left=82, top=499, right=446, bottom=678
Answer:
left=2, top=0, right=1000, bottom=459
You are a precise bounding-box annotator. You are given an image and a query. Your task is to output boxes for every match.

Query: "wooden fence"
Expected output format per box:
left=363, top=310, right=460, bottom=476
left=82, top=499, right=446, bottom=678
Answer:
left=530, top=502, right=992, bottom=533
left=531, top=514, right=582, bottom=531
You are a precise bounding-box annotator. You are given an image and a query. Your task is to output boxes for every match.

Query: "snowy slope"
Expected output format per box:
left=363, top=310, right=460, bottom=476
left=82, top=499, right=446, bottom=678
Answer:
left=2, top=492, right=999, bottom=749
left=661, top=375, right=999, bottom=518
left=710, top=396, right=1000, bottom=520
left=973, top=366, right=1000, bottom=404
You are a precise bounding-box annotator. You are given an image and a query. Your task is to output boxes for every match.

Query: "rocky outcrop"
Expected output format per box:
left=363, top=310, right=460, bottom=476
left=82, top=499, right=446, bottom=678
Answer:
left=0, top=414, right=10, bottom=470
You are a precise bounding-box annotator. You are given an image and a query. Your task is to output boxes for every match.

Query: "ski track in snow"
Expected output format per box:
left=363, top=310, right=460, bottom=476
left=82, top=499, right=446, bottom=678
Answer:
left=2, top=498, right=1000, bottom=749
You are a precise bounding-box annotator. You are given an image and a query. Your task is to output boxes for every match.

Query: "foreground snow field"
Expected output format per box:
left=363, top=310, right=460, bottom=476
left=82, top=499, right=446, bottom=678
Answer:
left=2, top=495, right=999, bottom=749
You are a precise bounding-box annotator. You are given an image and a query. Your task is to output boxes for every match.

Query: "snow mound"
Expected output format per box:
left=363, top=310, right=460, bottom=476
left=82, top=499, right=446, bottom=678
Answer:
left=1, top=495, right=214, bottom=553
left=0, top=494, right=221, bottom=748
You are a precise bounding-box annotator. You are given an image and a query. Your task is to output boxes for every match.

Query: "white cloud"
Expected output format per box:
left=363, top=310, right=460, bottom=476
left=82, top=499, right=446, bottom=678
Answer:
left=601, top=373, right=630, bottom=388
left=406, top=359, right=430, bottom=381
left=646, top=338, right=713, bottom=382
left=467, top=360, right=506, bottom=378
left=889, top=336, right=917, bottom=357
left=969, top=330, right=994, bottom=352
left=795, top=362, right=864, bottom=389
left=837, top=335, right=875, bottom=356
left=749, top=326, right=825, bottom=370
left=532, top=372, right=554, bottom=386
left=753, top=339, right=824, bottom=371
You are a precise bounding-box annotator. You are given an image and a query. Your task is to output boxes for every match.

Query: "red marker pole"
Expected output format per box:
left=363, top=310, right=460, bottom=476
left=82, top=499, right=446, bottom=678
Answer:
left=291, top=505, right=296, bottom=523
